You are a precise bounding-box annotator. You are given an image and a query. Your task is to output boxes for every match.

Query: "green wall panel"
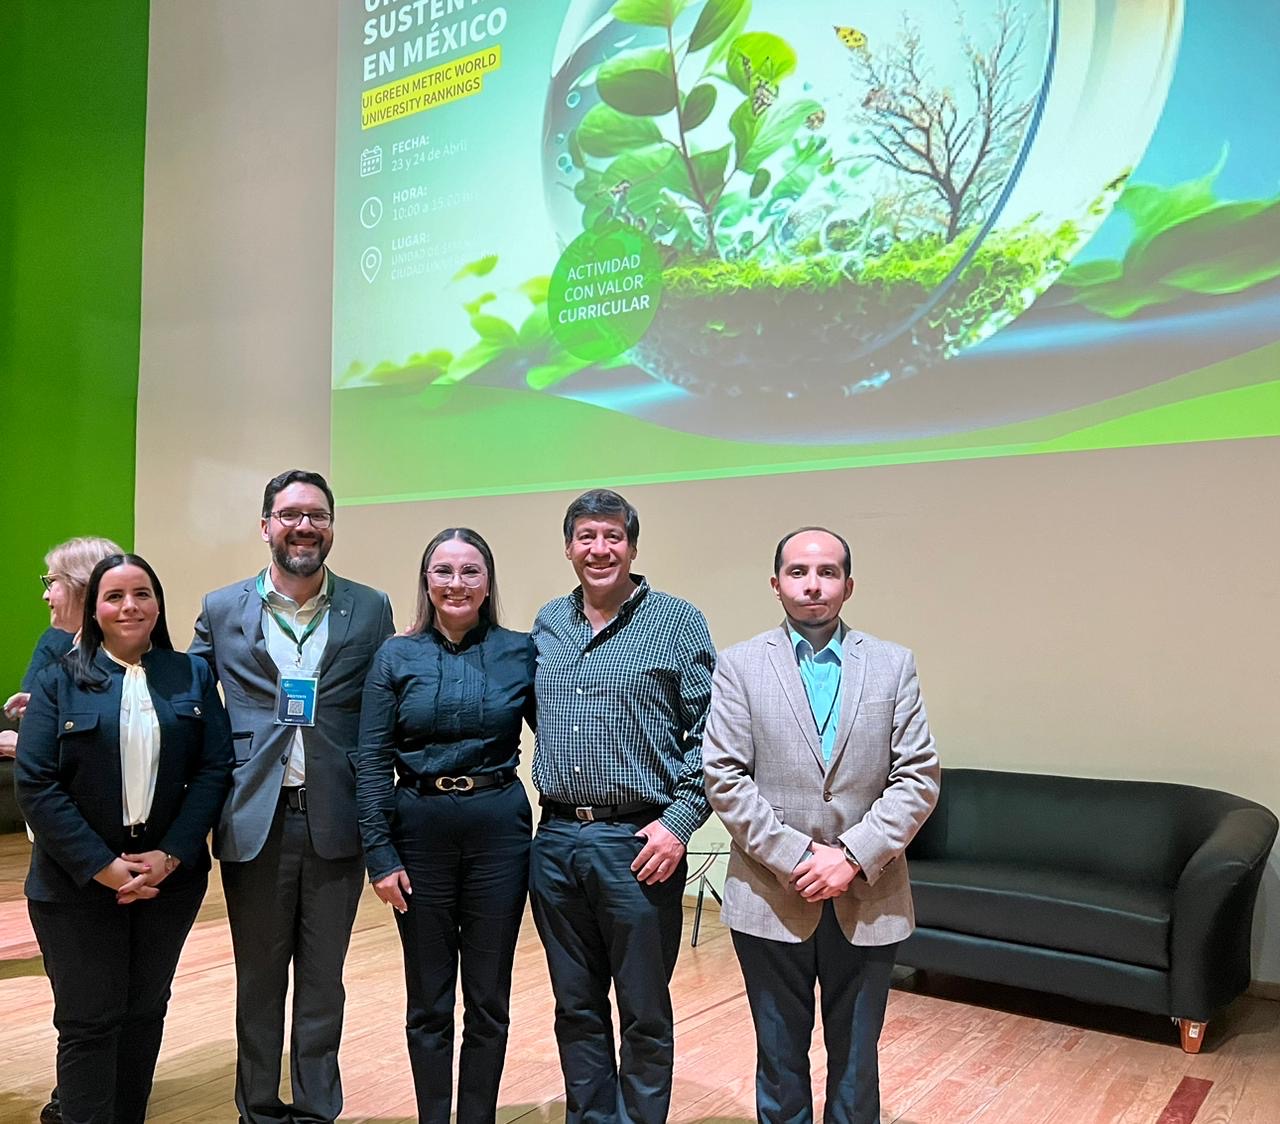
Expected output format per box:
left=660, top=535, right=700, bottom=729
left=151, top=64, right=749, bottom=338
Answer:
left=0, top=1, right=148, bottom=693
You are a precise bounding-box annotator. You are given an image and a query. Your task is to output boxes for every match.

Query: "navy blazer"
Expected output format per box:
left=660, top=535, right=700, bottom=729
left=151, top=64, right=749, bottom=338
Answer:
left=16, top=648, right=234, bottom=903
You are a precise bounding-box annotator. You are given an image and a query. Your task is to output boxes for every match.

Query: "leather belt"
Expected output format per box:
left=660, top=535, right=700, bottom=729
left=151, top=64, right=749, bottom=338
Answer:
left=282, top=786, right=307, bottom=813
left=399, top=769, right=514, bottom=795
left=125, top=821, right=150, bottom=839
left=540, top=798, right=662, bottom=824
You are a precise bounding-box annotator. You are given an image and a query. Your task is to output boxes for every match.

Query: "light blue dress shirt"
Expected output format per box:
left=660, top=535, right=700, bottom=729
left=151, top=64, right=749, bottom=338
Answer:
left=790, top=625, right=844, bottom=763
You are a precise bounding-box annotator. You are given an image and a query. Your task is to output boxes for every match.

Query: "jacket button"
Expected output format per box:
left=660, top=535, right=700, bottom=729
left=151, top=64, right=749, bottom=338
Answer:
left=823, top=791, right=833, bottom=802
left=280, top=754, right=289, bottom=765
left=193, top=706, right=202, bottom=716
left=64, top=721, right=74, bottom=730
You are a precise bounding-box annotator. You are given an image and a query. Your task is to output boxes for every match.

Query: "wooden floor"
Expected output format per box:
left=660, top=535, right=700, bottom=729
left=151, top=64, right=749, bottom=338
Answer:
left=1, top=831, right=1277, bottom=1123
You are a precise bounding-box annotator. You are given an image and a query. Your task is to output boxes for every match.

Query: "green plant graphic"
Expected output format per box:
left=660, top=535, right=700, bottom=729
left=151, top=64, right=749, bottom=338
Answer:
left=567, top=0, right=830, bottom=259
left=1053, top=150, right=1280, bottom=319
left=335, top=255, right=615, bottom=394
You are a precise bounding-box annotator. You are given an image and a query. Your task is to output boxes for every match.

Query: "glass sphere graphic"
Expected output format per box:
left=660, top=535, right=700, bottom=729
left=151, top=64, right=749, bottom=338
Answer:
left=542, top=0, right=1182, bottom=407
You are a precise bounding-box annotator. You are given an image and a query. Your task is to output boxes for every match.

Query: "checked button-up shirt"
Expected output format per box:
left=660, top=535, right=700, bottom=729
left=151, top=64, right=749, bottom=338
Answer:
left=532, top=575, right=716, bottom=843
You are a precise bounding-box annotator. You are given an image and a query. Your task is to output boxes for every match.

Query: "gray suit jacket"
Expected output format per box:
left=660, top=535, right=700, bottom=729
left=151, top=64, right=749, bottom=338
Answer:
left=190, top=572, right=394, bottom=863
left=704, top=624, right=939, bottom=945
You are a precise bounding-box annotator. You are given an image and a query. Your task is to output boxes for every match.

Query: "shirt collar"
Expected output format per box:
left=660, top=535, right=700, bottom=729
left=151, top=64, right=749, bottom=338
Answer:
left=94, top=646, right=155, bottom=675
left=264, top=566, right=331, bottom=610
left=569, top=573, right=649, bottom=622
left=788, top=622, right=845, bottom=663
left=429, top=618, right=490, bottom=654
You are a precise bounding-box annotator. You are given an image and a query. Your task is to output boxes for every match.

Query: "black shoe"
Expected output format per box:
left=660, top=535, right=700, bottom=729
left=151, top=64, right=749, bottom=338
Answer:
left=39, top=1101, right=61, bottom=1124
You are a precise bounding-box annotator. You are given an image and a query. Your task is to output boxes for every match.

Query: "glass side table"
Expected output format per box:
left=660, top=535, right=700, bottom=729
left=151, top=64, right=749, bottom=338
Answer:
left=685, top=843, right=729, bottom=947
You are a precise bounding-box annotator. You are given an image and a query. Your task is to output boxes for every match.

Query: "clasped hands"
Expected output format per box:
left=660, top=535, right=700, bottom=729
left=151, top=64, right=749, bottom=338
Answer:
left=94, top=850, right=179, bottom=905
left=792, top=841, right=860, bottom=902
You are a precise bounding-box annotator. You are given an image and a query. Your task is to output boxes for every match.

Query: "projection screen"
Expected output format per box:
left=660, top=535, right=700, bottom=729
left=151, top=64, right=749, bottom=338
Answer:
left=332, top=0, right=1280, bottom=503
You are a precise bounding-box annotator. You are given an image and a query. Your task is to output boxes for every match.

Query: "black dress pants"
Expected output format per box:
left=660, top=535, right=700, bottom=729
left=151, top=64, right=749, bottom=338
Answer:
left=732, top=903, right=898, bottom=1124
left=28, top=877, right=206, bottom=1124
left=393, top=779, right=531, bottom=1124
left=221, top=794, right=365, bottom=1124
left=529, top=814, right=687, bottom=1124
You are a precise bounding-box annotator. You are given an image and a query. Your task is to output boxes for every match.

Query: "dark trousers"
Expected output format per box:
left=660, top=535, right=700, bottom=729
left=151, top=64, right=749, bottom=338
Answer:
left=529, top=815, right=687, bottom=1124
left=732, top=904, right=898, bottom=1124
left=221, top=795, right=365, bottom=1124
left=392, top=779, right=531, bottom=1124
left=28, top=878, right=206, bottom=1124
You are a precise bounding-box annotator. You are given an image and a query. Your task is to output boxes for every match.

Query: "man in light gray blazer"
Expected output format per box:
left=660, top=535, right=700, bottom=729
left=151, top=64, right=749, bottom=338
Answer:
left=704, top=526, right=939, bottom=1124
left=190, top=470, right=394, bottom=1124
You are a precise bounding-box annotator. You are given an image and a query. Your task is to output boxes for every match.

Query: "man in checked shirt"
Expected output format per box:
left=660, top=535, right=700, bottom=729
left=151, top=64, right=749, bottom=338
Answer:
left=530, top=488, right=717, bottom=1124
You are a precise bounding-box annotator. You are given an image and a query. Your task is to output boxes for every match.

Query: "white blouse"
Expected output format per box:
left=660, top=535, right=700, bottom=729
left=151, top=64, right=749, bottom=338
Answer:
left=105, top=649, right=161, bottom=826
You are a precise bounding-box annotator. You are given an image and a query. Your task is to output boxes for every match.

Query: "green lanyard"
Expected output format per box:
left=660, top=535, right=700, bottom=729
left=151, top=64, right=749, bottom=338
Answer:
left=256, top=569, right=334, bottom=658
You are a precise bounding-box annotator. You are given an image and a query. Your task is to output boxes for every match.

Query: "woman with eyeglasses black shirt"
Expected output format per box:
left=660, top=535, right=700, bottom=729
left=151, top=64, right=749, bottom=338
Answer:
left=356, top=528, right=536, bottom=1124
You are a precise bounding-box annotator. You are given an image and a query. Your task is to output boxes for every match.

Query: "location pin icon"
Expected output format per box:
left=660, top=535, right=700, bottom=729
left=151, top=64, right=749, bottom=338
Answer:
left=361, top=246, right=382, bottom=283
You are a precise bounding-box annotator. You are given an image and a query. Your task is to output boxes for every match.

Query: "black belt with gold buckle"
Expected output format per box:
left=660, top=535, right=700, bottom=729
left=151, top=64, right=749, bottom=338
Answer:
left=399, top=769, right=514, bottom=795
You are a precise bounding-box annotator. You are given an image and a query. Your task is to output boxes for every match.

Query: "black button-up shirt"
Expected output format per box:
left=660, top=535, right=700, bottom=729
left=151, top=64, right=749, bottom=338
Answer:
left=532, top=576, right=715, bottom=842
left=356, top=622, right=536, bottom=879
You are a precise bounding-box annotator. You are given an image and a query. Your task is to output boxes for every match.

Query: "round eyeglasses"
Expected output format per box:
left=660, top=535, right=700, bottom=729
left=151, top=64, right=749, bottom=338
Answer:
left=425, top=566, right=487, bottom=587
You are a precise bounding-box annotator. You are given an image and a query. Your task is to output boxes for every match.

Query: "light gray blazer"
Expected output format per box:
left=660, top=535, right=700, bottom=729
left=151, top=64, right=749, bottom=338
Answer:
left=190, top=573, right=394, bottom=863
left=704, top=624, right=939, bottom=945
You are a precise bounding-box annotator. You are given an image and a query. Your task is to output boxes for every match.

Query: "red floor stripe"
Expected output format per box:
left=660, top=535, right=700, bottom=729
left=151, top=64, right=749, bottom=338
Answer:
left=1155, top=1076, right=1214, bottom=1124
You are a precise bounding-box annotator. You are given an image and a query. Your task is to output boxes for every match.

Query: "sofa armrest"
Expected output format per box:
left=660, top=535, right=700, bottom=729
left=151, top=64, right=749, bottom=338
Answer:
left=1170, top=805, right=1278, bottom=1018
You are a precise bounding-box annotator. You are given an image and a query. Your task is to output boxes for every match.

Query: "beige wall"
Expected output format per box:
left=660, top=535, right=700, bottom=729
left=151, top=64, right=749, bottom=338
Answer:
left=138, top=1, right=1280, bottom=982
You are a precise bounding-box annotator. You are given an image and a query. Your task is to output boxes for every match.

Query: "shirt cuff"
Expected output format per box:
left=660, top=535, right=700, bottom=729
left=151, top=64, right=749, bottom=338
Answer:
left=364, top=843, right=403, bottom=883
left=660, top=803, right=700, bottom=845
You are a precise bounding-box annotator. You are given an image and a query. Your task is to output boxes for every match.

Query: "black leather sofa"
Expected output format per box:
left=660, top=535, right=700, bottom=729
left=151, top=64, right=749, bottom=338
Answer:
left=898, top=768, right=1278, bottom=1052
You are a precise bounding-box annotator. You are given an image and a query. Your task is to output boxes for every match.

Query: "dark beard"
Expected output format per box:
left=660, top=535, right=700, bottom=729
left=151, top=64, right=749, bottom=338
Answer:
left=272, top=538, right=330, bottom=578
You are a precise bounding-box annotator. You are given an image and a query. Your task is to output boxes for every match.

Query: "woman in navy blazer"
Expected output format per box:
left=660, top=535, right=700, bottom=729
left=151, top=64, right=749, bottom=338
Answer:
left=16, top=554, right=233, bottom=1124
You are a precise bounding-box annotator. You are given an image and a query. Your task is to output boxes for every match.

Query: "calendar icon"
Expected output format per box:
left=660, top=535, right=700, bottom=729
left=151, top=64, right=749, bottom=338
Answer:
left=360, top=146, right=383, bottom=177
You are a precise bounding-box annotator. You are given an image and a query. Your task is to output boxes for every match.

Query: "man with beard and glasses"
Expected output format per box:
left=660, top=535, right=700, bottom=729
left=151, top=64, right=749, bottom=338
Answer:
left=190, top=469, right=394, bottom=1124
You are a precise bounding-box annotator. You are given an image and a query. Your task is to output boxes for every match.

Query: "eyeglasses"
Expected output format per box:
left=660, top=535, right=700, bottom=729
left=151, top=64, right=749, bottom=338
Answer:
left=271, top=509, right=333, bottom=529
left=425, top=565, right=487, bottom=588
left=40, top=574, right=59, bottom=591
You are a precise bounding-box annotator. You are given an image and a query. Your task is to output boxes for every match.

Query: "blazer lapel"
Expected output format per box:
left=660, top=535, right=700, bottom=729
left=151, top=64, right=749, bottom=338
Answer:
left=319, top=578, right=355, bottom=678
left=825, top=628, right=866, bottom=775
left=766, top=626, right=825, bottom=773
left=239, top=580, right=279, bottom=683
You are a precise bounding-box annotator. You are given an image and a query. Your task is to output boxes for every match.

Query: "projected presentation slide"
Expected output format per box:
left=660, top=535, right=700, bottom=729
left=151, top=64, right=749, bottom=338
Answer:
left=333, top=0, right=1280, bottom=503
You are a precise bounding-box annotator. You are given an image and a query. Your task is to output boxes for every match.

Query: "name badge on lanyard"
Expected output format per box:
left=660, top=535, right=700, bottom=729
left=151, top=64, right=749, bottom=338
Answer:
left=259, top=569, right=332, bottom=728
left=276, top=670, right=319, bottom=726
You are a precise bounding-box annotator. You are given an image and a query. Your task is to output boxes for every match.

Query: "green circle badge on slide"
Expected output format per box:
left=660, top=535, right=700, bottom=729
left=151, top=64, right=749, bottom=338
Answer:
left=548, top=223, right=663, bottom=362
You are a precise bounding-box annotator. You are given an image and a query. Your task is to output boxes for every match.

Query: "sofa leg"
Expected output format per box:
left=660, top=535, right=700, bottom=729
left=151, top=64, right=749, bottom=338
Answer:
left=1177, top=1018, right=1207, bottom=1053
